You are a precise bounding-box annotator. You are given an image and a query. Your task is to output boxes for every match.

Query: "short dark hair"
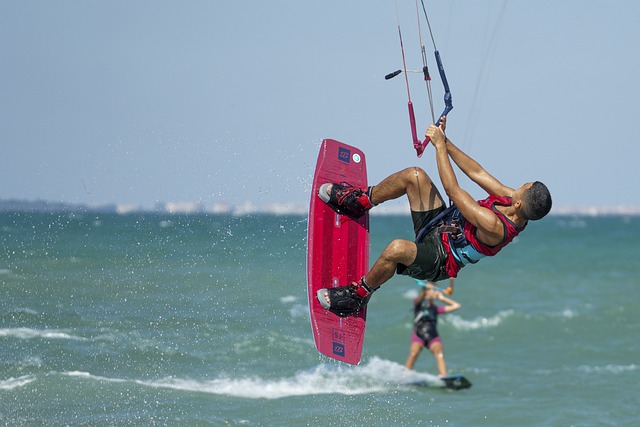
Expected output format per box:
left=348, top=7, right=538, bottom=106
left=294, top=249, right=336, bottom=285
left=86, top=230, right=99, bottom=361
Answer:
left=522, top=181, right=552, bottom=220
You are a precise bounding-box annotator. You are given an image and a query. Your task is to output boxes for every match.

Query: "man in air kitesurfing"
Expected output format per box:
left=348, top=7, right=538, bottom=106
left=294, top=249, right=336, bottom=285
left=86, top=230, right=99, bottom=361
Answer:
left=316, top=116, right=552, bottom=317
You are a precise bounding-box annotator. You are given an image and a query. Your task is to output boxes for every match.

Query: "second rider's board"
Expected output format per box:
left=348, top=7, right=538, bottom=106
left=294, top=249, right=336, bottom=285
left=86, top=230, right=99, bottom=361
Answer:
left=406, top=374, right=473, bottom=391
left=307, top=139, right=369, bottom=365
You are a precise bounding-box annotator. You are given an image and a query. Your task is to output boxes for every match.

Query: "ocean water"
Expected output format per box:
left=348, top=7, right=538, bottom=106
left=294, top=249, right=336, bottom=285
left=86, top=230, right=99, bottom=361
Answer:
left=1, top=212, right=638, bottom=426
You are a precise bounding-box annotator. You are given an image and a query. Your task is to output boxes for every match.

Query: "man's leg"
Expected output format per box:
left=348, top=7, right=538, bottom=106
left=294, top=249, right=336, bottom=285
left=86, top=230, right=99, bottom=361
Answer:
left=320, top=166, right=444, bottom=215
left=318, top=167, right=445, bottom=308
left=371, top=166, right=445, bottom=212
left=364, top=239, right=417, bottom=288
left=363, top=166, right=445, bottom=288
left=319, top=237, right=415, bottom=305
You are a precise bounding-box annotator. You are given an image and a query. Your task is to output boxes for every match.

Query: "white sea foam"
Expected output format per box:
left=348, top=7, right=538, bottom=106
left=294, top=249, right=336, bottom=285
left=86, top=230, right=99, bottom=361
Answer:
left=279, top=295, right=297, bottom=303
left=0, top=375, right=35, bottom=390
left=59, top=358, right=442, bottom=400
left=281, top=295, right=308, bottom=320
left=64, top=371, right=128, bottom=383
left=446, top=310, right=515, bottom=331
left=403, top=289, right=419, bottom=300
left=0, top=327, right=87, bottom=341
left=577, top=364, right=638, bottom=374
left=139, top=357, right=441, bottom=399
left=8, top=307, right=39, bottom=316
left=558, top=308, right=577, bottom=318
left=289, top=303, right=308, bottom=319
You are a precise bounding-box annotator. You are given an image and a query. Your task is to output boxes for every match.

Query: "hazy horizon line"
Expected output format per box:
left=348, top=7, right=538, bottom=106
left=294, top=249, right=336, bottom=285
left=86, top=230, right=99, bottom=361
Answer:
left=1, top=198, right=640, bottom=217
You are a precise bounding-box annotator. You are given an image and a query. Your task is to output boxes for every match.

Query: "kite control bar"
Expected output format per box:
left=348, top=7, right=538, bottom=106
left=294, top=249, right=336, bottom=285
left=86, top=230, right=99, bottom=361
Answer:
left=417, top=50, right=453, bottom=155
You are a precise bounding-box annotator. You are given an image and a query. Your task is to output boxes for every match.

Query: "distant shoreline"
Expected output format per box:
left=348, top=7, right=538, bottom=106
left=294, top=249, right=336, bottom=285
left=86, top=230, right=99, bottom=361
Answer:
left=1, top=198, right=639, bottom=217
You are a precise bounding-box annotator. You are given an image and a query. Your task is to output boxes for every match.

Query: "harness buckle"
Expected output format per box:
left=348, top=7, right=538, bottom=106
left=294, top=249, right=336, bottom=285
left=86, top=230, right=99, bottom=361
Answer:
left=437, top=217, right=463, bottom=241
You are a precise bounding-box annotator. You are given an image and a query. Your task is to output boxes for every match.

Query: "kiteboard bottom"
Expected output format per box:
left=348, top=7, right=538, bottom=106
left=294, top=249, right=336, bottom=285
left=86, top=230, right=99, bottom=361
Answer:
left=307, top=138, right=369, bottom=365
left=405, top=374, right=472, bottom=391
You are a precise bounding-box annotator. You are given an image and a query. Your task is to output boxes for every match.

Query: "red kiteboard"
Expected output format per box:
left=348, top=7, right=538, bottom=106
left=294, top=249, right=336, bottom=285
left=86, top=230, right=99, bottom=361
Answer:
left=307, top=139, right=369, bottom=365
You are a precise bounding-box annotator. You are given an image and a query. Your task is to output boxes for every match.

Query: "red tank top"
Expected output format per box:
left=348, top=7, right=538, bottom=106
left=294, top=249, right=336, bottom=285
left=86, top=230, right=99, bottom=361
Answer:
left=441, top=195, right=525, bottom=277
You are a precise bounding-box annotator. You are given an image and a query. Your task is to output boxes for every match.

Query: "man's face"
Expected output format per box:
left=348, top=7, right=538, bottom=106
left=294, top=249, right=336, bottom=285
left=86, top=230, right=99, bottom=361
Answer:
left=514, top=182, right=534, bottom=201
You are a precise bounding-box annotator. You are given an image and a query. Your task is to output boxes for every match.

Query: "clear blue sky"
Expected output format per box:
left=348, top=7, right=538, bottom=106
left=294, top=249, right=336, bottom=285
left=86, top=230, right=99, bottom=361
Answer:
left=2, top=1, right=639, bottom=210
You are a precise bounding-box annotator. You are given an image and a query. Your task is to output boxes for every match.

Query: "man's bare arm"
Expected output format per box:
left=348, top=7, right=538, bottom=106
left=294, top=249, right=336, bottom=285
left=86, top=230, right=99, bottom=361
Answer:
left=444, top=137, right=513, bottom=197
left=427, top=124, right=506, bottom=245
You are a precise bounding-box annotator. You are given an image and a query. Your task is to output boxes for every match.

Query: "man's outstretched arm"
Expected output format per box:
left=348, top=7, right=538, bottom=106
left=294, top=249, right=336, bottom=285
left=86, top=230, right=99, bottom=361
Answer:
left=444, top=137, right=513, bottom=197
left=427, top=123, right=507, bottom=245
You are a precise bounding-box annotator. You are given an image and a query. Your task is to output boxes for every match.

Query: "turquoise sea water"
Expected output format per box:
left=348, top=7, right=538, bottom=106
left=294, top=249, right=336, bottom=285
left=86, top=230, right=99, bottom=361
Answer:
left=1, top=212, right=639, bottom=426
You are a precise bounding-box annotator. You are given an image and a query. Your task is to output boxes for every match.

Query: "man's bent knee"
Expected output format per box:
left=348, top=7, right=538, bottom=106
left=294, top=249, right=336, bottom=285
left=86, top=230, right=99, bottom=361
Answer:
left=382, top=239, right=417, bottom=265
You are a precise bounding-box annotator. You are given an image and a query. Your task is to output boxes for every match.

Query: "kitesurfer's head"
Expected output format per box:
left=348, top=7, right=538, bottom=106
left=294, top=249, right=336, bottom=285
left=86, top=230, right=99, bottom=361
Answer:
left=517, top=181, right=552, bottom=221
left=423, top=283, right=440, bottom=302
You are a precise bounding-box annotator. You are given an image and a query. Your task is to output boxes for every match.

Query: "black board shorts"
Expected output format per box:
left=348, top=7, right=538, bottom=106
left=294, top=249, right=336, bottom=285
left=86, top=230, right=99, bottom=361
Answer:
left=396, top=207, right=450, bottom=282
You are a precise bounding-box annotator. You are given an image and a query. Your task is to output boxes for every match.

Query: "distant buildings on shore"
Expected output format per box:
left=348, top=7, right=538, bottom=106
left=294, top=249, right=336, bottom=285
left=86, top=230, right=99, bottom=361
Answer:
left=0, top=198, right=639, bottom=217
left=0, top=198, right=310, bottom=216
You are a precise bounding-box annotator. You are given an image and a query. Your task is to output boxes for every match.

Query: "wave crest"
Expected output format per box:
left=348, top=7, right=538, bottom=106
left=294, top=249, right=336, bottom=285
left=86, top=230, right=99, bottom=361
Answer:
left=446, top=310, right=515, bottom=331
left=0, top=327, right=87, bottom=341
left=0, top=375, right=35, bottom=390
left=59, top=358, right=444, bottom=400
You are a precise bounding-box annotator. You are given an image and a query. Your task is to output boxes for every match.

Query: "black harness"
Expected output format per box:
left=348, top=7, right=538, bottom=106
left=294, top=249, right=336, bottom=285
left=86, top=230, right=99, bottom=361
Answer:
left=414, top=205, right=478, bottom=265
left=414, top=205, right=459, bottom=243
